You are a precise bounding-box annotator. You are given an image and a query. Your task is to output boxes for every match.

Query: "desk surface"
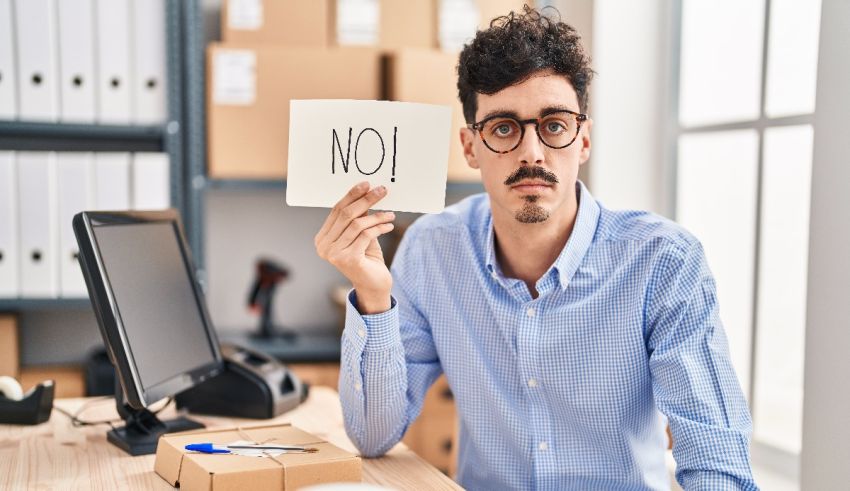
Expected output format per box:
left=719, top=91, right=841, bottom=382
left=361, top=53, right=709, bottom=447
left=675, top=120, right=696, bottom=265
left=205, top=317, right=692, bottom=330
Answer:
left=0, top=386, right=461, bottom=490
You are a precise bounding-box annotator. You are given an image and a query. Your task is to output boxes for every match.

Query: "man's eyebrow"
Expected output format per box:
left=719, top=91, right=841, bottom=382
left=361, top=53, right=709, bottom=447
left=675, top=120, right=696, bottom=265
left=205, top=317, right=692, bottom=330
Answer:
left=479, top=106, right=581, bottom=122
left=479, top=109, right=521, bottom=121
left=540, top=105, right=580, bottom=116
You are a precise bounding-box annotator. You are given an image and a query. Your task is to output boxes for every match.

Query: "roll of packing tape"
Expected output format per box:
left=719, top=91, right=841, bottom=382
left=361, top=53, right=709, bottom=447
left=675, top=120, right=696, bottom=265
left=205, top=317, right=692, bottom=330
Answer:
left=0, top=375, right=24, bottom=401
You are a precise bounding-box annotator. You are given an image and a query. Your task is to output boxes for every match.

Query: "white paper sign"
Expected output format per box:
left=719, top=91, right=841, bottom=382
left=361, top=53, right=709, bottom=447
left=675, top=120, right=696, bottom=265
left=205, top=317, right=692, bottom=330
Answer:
left=286, top=99, right=453, bottom=214
left=212, top=50, right=257, bottom=106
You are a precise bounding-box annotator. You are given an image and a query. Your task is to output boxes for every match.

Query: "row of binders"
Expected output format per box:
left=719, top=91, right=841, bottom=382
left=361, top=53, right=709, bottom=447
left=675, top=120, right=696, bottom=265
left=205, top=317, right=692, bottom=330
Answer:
left=0, top=0, right=168, bottom=124
left=0, top=151, right=171, bottom=299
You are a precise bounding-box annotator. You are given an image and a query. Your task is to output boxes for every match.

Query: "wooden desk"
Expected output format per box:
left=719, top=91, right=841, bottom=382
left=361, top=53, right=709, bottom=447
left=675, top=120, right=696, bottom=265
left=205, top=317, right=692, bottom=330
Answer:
left=0, top=387, right=462, bottom=490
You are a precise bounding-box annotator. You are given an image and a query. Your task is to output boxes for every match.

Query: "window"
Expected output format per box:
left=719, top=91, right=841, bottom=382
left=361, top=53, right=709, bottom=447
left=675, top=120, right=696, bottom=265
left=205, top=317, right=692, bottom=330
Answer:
left=672, top=0, right=822, bottom=474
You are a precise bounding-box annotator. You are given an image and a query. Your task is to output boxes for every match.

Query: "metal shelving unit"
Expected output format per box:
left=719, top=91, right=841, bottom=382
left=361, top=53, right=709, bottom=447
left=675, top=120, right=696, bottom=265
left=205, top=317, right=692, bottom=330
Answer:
left=0, top=0, right=199, bottom=310
left=179, top=0, right=487, bottom=290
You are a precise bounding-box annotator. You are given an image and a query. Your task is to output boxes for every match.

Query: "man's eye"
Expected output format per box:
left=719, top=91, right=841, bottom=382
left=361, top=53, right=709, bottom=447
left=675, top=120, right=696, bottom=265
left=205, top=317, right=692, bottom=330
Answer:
left=494, top=124, right=513, bottom=136
left=545, top=121, right=566, bottom=133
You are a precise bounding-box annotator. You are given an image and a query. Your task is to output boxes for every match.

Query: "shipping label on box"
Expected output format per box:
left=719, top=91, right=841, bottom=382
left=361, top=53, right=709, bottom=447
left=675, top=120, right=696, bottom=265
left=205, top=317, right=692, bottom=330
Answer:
left=155, top=423, right=362, bottom=491
left=227, top=0, right=264, bottom=30
left=286, top=99, right=452, bottom=214
left=212, top=49, right=257, bottom=106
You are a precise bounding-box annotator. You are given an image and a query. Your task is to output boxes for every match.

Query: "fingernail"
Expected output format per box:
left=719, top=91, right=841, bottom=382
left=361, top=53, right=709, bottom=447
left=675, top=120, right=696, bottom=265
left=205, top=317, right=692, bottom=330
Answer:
left=357, top=181, right=369, bottom=190
left=376, top=185, right=387, bottom=194
left=385, top=211, right=395, bottom=218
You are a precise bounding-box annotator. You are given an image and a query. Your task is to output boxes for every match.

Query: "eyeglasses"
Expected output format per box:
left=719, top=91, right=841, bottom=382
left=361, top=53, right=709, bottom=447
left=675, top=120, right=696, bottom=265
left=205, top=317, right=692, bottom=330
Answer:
left=467, top=109, right=588, bottom=154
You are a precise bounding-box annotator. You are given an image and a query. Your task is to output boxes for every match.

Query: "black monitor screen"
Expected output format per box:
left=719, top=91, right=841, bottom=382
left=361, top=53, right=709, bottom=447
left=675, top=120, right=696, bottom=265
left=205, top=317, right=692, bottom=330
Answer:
left=92, top=222, right=217, bottom=391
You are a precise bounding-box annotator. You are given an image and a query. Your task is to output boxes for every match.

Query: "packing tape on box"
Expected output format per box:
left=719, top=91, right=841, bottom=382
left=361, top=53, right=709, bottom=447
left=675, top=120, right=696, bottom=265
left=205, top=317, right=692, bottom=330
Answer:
left=234, top=426, right=302, bottom=466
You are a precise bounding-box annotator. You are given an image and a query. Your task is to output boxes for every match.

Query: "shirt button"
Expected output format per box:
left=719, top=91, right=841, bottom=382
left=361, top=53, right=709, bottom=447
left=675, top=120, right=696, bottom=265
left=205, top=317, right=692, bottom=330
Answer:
left=354, top=382, right=362, bottom=391
left=357, top=328, right=366, bottom=338
left=526, top=307, right=536, bottom=317
left=527, top=378, right=538, bottom=388
left=538, top=441, right=548, bottom=451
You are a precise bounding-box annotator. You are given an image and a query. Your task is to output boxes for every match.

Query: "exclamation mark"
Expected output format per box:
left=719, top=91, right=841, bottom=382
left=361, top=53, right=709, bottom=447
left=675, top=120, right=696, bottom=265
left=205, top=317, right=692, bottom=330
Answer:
left=391, top=126, right=397, bottom=182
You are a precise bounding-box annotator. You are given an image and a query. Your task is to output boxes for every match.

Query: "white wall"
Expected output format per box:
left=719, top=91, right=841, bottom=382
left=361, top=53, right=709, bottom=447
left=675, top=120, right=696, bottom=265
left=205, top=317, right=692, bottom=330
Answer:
left=588, top=0, right=672, bottom=216
left=800, top=0, right=850, bottom=487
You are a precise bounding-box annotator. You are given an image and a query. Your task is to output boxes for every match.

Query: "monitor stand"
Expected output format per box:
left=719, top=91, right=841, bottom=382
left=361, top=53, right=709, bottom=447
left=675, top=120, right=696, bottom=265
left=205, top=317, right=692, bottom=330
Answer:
left=106, top=378, right=204, bottom=456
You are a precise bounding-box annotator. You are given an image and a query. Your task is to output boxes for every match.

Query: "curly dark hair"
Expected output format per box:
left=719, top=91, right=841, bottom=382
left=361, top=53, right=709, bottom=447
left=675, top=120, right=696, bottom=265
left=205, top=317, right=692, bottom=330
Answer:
left=457, top=5, right=594, bottom=124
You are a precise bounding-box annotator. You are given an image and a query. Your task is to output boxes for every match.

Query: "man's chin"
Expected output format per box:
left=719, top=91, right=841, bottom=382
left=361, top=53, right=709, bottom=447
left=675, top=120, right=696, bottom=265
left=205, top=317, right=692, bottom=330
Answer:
left=514, top=203, right=550, bottom=224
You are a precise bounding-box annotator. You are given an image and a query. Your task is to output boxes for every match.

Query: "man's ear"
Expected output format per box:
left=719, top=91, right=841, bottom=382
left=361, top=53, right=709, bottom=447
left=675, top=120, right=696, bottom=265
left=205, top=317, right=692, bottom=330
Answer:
left=578, top=118, right=592, bottom=165
left=460, top=127, right=480, bottom=169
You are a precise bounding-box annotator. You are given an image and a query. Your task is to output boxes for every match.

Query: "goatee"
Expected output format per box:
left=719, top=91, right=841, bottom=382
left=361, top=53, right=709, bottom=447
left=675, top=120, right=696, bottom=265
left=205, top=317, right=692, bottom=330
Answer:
left=515, top=195, right=549, bottom=223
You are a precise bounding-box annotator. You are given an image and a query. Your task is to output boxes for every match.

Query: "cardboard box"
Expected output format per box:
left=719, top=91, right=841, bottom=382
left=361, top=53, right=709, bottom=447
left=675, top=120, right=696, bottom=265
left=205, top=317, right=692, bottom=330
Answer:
left=20, top=365, right=85, bottom=398
left=0, top=315, right=19, bottom=378
left=155, top=423, right=361, bottom=491
left=378, top=0, right=438, bottom=49
left=384, top=48, right=480, bottom=182
left=222, top=0, right=331, bottom=47
left=207, top=44, right=381, bottom=179
left=331, top=0, right=437, bottom=49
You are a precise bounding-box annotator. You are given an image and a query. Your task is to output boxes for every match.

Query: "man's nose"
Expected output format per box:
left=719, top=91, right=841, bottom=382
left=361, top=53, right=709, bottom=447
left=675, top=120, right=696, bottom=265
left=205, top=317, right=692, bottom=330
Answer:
left=516, top=123, right=545, bottom=165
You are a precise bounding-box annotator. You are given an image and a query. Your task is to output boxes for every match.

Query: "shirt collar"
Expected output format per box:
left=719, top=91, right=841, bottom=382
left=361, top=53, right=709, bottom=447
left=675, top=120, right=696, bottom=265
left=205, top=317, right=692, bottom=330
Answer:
left=485, top=180, right=600, bottom=291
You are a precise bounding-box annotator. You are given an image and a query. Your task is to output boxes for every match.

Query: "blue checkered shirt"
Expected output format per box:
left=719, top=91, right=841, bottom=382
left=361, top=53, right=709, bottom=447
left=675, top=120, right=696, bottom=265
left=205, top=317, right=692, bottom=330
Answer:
left=339, top=182, right=757, bottom=490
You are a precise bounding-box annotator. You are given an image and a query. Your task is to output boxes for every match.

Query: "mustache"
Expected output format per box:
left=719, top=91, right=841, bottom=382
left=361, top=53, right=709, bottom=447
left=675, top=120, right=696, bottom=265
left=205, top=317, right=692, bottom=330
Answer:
left=503, top=166, right=560, bottom=186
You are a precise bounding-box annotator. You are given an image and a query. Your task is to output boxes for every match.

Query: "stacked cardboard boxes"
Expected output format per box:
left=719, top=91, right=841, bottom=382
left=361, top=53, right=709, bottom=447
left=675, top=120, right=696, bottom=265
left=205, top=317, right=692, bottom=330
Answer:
left=208, top=0, right=525, bottom=181
left=208, top=1, right=382, bottom=179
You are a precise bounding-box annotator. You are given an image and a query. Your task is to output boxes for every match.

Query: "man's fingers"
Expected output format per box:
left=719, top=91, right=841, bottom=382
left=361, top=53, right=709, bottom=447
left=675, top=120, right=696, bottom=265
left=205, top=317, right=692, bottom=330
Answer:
left=348, top=222, right=395, bottom=256
left=335, top=211, right=396, bottom=251
left=316, top=181, right=370, bottom=243
left=324, top=185, right=389, bottom=245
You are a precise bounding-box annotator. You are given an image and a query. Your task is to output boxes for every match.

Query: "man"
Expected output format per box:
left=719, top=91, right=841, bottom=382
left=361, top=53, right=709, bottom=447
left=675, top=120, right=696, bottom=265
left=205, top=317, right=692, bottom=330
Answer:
left=315, top=7, right=757, bottom=490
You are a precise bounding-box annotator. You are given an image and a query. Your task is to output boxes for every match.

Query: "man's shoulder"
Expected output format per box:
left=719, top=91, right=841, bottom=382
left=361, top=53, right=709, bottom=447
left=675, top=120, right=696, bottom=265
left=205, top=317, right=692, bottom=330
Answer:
left=595, top=206, right=699, bottom=255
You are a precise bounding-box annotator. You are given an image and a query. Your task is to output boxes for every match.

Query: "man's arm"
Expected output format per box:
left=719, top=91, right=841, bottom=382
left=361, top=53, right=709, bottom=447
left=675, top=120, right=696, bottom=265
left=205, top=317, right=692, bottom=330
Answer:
left=314, top=182, right=439, bottom=457
left=645, top=240, right=758, bottom=490
left=339, top=236, right=442, bottom=456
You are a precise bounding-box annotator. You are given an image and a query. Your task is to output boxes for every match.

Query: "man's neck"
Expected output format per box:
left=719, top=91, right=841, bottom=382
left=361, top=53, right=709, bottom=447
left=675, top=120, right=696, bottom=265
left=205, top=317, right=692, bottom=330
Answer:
left=492, top=190, right=580, bottom=298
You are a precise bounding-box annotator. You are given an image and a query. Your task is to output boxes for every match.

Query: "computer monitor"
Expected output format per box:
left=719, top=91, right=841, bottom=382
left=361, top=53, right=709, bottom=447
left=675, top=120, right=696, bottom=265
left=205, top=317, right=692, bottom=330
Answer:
left=73, top=209, right=224, bottom=455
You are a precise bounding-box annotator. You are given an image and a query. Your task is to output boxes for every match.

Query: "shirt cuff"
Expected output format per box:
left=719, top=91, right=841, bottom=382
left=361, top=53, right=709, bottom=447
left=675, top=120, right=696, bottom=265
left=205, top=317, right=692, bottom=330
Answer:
left=345, top=289, right=401, bottom=351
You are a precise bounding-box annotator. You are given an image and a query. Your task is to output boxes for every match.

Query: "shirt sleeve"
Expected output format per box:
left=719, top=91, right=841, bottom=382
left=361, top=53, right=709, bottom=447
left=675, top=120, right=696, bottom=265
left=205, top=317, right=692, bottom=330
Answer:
left=645, top=240, right=759, bottom=490
left=338, top=226, right=443, bottom=458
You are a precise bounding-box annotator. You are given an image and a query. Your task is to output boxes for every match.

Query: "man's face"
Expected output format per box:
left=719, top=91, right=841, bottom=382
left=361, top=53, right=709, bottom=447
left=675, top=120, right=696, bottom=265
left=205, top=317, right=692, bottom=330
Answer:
left=460, top=70, right=592, bottom=225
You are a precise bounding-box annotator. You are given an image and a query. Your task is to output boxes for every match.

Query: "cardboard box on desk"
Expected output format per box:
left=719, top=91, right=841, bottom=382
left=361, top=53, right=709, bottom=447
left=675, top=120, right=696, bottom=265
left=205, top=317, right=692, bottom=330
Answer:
left=155, top=423, right=361, bottom=491
left=206, top=44, right=381, bottom=179
left=221, top=0, right=331, bottom=47
left=384, top=48, right=480, bottom=182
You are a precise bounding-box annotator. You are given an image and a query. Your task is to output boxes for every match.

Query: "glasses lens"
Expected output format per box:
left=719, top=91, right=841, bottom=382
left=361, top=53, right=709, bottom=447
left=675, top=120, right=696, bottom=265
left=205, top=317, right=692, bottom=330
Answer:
left=538, top=113, right=579, bottom=148
left=481, top=118, right=522, bottom=152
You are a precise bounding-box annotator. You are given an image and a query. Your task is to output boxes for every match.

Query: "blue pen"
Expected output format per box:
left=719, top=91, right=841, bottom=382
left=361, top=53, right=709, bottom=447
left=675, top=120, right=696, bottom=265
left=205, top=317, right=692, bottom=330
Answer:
left=185, top=443, right=317, bottom=454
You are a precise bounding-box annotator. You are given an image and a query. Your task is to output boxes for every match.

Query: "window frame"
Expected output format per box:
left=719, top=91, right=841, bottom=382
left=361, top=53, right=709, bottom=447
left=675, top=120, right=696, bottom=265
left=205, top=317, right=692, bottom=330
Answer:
left=666, top=0, right=817, bottom=481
